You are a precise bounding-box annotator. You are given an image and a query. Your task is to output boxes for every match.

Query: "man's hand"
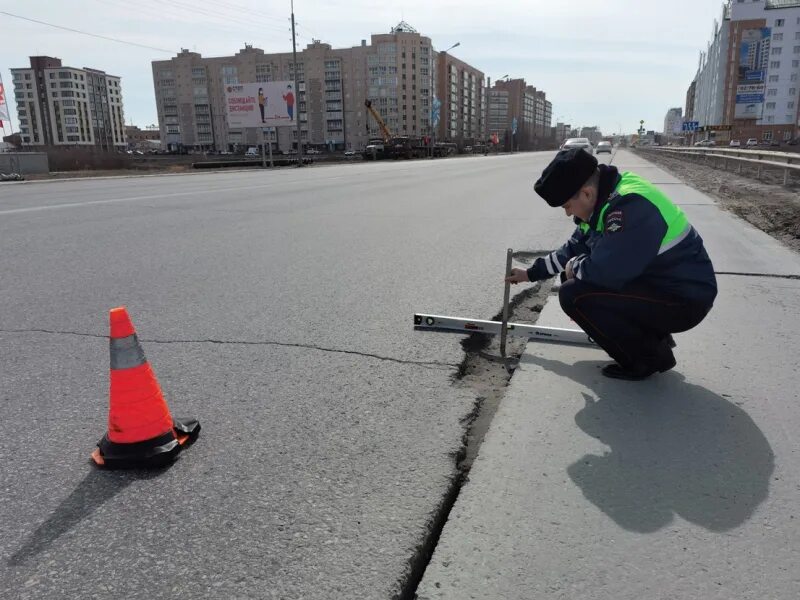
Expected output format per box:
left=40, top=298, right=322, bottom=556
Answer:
left=565, top=257, right=578, bottom=280
left=505, top=268, right=529, bottom=285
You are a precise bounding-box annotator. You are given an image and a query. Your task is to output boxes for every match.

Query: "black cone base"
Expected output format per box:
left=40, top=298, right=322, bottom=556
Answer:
left=93, top=418, right=201, bottom=469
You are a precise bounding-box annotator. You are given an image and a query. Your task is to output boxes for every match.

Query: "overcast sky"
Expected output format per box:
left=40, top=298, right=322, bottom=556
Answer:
left=2, top=0, right=726, bottom=136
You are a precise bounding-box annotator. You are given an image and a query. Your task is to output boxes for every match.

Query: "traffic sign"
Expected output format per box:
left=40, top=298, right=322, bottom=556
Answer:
left=682, top=121, right=700, bottom=132
left=511, top=117, right=518, bottom=135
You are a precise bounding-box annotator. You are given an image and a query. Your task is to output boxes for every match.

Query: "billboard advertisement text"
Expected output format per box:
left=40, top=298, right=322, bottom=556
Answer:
left=225, top=81, right=296, bottom=128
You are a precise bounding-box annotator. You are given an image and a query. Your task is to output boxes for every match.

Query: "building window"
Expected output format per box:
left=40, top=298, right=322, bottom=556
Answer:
left=221, top=65, right=238, bottom=85
left=774, top=33, right=784, bottom=41
left=772, top=47, right=782, bottom=55
left=770, top=61, right=781, bottom=68
left=791, top=88, right=797, bottom=95
left=794, top=60, right=800, bottom=68
left=789, top=102, right=796, bottom=109
left=769, top=74, right=780, bottom=82
left=766, top=102, right=776, bottom=109
left=767, top=88, right=778, bottom=96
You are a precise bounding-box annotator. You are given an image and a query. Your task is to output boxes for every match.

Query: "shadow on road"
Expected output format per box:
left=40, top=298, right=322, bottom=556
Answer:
left=522, top=354, right=774, bottom=533
left=8, top=467, right=165, bottom=566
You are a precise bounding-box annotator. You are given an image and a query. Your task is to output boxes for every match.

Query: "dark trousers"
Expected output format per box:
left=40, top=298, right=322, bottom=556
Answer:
left=558, top=278, right=712, bottom=371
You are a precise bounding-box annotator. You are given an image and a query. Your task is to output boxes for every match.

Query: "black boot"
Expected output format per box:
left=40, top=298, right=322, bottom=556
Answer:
left=601, top=339, right=676, bottom=381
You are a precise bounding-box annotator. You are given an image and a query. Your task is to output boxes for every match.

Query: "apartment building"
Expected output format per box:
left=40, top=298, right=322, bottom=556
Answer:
left=528, top=87, right=552, bottom=138
left=685, top=79, right=697, bottom=120
left=486, top=78, right=554, bottom=150
left=688, top=0, right=800, bottom=143
left=11, top=56, right=125, bottom=149
left=152, top=22, right=448, bottom=152
left=435, top=51, right=485, bottom=145
left=487, top=87, right=510, bottom=145
left=553, top=121, right=571, bottom=142
left=664, top=107, right=683, bottom=134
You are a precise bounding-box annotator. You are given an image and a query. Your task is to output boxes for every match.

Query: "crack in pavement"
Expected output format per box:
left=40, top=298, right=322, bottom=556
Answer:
left=715, top=271, right=800, bottom=280
left=0, top=328, right=458, bottom=371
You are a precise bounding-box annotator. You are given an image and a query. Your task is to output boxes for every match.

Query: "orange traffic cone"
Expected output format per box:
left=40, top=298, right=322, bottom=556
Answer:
left=91, top=307, right=200, bottom=468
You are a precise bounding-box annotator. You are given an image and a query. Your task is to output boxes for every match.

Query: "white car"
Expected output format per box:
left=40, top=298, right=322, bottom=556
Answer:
left=561, top=137, right=593, bottom=155
left=746, top=138, right=758, bottom=148
left=596, top=141, right=612, bottom=154
left=245, top=147, right=259, bottom=156
left=729, top=140, right=741, bottom=147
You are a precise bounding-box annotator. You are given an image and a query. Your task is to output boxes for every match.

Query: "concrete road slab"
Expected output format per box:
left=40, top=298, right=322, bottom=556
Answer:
left=418, top=152, right=800, bottom=600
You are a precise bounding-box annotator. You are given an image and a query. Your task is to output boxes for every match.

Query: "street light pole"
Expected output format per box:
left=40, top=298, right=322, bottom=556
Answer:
left=434, top=42, right=460, bottom=157
left=291, top=0, right=304, bottom=167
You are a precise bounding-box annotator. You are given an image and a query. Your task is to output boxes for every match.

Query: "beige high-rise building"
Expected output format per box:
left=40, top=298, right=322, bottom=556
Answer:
left=151, top=22, right=449, bottom=152
left=436, top=51, right=485, bottom=145
left=11, top=56, right=125, bottom=149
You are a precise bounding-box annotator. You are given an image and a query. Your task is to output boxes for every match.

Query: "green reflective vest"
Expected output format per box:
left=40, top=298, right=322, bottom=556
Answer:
left=580, top=172, right=691, bottom=255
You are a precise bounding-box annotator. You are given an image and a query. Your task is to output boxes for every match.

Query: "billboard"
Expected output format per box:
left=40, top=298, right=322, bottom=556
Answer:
left=224, top=81, right=296, bottom=128
left=735, top=84, right=765, bottom=119
left=0, top=82, right=9, bottom=124
left=735, top=27, right=770, bottom=120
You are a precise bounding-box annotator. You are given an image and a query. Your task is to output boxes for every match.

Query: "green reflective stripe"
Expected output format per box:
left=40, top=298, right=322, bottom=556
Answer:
left=579, top=222, right=590, bottom=234
left=613, top=172, right=690, bottom=250
left=110, top=334, right=147, bottom=370
left=596, top=203, right=611, bottom=232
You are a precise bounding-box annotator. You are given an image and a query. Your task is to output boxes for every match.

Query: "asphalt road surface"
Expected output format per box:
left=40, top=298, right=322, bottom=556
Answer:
left=1, top=153, right=575, bottom=599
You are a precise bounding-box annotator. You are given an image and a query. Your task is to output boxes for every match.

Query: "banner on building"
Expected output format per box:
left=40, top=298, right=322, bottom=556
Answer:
left=700, top=125, right=732, bottom=132
left=0, top=82, right=10, bottom=125
left=224, top=81, right=295, bottom=128
left=735, top=83, right=766, bottom=119
left=735, top=27, right=770, bottom=119
left=431, top=97, right=441, bottom=128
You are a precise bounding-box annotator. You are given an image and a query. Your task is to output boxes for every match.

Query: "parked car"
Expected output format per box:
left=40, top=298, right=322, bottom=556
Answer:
left=305, top=148, right=321, bottom=155
left=788, top=138, right=800, bottom=146
left=596, top=141, right=612, bottom=154
left=729, top=139, right=741, bottom=147
left=769, top=140, right=781, bottom=147
left=746, top=138, right=759, bottom=148
left=694, top=139, right=714, bottom=147
left=343, top=150, right=356, bottom=157
left=561, top=137, right=593, bottom=154
left=245, top=146, right=259, bottom=157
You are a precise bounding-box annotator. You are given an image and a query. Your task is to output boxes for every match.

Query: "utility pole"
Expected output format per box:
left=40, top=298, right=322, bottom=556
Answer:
left=291, top=0, right=304, bottom=167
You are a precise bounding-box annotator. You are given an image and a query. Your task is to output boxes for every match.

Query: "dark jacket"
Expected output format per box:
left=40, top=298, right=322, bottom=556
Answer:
left=526, top=165, right=717, bottom=305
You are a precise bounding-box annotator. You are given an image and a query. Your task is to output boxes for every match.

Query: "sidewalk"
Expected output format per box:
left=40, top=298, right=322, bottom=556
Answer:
left=417, top=152, right=800, bottom=599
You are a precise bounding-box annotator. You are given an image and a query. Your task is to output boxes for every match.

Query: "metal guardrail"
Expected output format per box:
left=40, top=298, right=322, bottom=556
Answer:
left=638, top=146, right=800, bottom=185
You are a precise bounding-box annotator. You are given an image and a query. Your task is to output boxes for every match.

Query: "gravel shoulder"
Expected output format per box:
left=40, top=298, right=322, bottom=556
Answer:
left=634, top=149, right=800, bottom=254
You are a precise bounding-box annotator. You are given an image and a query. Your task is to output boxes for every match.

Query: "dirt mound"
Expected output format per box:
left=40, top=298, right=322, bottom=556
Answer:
left=635, top=150, right=800, bottom=253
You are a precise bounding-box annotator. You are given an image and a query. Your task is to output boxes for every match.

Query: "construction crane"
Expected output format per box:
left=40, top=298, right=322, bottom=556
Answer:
left=364, top=100, right=392, bottom=143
